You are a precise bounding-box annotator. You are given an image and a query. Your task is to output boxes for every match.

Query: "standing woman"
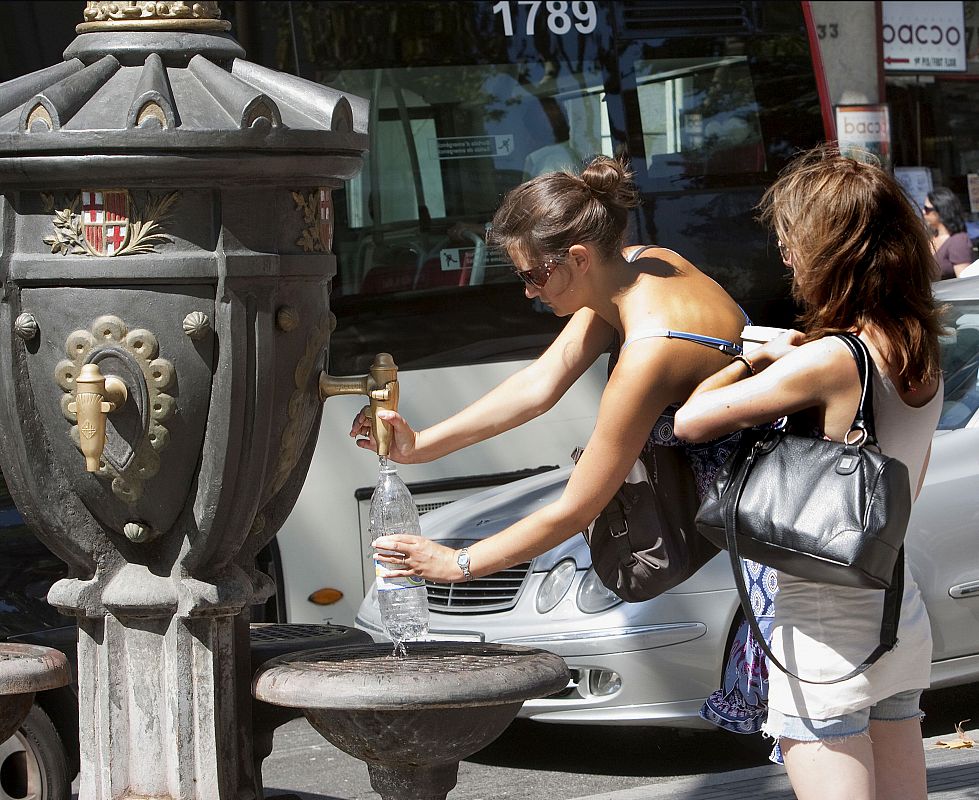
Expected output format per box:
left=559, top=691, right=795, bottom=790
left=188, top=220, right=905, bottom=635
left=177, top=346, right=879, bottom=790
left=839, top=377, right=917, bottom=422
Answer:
left=674, top=147, right=944, bottom=800
left=924, top=186, right=974, bottom=279
left=350, top=156, right=751, bottom=592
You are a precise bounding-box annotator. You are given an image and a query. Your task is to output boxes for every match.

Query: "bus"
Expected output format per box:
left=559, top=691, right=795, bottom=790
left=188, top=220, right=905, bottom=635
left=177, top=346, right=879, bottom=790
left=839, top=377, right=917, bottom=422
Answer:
left=228, top=0, right=830, bottom=626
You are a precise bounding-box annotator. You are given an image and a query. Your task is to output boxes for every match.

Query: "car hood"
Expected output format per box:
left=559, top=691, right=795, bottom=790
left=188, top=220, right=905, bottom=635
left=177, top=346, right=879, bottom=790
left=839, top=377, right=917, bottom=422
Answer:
left=419, top=465, right=591, bottom=571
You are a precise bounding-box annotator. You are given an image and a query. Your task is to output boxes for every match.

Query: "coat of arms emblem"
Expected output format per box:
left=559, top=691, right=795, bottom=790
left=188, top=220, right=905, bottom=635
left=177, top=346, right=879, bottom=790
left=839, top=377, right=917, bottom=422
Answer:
left=81, top=190, right=130, bottom=256
left=42, top=190, right=178, bottom=257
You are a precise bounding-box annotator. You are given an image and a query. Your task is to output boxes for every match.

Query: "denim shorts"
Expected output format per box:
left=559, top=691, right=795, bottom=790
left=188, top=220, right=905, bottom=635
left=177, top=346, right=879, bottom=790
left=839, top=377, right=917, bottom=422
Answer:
left=763, top=689, right=924, bottom=743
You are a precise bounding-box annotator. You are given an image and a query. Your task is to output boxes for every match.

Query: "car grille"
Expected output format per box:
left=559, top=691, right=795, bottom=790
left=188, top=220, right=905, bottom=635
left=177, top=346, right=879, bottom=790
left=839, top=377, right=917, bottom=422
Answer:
left=426, top=561, right=531, bottom=614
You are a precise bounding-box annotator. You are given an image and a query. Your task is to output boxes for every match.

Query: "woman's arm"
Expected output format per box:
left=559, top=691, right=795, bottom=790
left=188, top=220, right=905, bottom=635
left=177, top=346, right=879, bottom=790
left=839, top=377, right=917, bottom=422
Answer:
left=949, top=234, right=975, bottom=277
left=351, top=307, right=614, bottom=463
left=373, top=334, right=690, bottom=581
left=674, top=335, right=856, bottom=443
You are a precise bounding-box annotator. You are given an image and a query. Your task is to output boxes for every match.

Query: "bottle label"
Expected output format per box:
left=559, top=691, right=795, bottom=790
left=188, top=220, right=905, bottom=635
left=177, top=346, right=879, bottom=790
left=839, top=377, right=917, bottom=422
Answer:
left=374, top=559, right=426, bottom=591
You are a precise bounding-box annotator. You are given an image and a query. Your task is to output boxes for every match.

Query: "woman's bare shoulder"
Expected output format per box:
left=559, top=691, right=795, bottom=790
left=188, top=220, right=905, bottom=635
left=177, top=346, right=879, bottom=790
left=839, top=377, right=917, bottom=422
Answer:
left=775, top=336, right=862, bottom=391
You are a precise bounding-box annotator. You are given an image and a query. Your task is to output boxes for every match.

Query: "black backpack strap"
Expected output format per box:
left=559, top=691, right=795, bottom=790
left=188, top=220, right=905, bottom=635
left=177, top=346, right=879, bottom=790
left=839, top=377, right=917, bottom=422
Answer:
left=722, top=446, right=903, bottom=684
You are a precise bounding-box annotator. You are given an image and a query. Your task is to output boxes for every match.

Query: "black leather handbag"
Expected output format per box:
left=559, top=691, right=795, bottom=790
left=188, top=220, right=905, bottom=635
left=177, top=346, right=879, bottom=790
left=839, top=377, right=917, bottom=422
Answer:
left=581, top=444, right=718, bottom=603
left=695, top=332, right=912, bottom=682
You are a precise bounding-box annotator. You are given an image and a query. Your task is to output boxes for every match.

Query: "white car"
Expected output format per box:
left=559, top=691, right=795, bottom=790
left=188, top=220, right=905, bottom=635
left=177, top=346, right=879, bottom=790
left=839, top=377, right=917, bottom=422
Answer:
left=356, top=277, right=979, bottom=729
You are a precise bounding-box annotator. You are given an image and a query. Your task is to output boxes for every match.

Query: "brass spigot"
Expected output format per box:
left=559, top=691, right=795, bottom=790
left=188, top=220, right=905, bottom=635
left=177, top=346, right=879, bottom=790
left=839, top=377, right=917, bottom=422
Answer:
left=320, top=353, right=399, bottom=457
left=68, top=363, right=129, bottom=472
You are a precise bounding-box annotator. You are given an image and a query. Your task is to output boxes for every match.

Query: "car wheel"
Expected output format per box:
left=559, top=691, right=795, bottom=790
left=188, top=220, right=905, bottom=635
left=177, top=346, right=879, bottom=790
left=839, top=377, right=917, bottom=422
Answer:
left=0, top=704, right=70, bottom=800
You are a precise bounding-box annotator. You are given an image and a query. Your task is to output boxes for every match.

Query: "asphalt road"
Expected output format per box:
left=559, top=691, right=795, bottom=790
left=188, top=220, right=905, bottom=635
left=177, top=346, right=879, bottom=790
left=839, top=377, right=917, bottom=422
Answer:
left=259, top=682, right=979, bottom=800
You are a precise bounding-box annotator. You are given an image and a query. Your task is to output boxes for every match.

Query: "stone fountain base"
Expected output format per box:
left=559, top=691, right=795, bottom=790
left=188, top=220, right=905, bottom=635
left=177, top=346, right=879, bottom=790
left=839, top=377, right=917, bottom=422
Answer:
left=252, top=641, right=569, bottom=800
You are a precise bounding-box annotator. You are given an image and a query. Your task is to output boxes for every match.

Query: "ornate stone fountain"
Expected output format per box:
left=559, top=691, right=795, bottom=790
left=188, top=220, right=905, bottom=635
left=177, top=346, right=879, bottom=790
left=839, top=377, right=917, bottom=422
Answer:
left=0, top=3, right=571, bottom=799
left=0, top=2, right=368, bottom=797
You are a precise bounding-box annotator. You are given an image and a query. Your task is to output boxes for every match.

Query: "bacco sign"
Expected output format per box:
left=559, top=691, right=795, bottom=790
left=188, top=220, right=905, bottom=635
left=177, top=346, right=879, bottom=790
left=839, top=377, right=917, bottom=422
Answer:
left=882, top=1, right=967, bottom=72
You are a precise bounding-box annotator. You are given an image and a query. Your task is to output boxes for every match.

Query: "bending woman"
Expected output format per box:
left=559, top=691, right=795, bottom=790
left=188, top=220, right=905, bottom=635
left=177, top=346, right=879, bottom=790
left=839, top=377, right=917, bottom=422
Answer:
left=350, top=156, right=749, bottom=586
left=674, top=146, right=944, bottom=800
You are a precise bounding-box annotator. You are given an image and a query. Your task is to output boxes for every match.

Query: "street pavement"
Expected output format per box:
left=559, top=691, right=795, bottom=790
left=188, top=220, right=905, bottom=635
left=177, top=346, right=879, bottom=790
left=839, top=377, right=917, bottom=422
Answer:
left=569, top=730, right=979, bottom=799
left=258, top=716, right=979, bottom=800
left=69, top=682, right=979, bottom=799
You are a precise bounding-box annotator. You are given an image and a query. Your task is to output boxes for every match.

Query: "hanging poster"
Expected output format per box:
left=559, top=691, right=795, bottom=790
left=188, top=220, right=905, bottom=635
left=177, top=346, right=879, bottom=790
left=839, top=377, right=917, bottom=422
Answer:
left=835, top=104, right=892, bottom=169
left=968, top=173, right=979, bottom=213
left=894, top=166, right=934, bottom=211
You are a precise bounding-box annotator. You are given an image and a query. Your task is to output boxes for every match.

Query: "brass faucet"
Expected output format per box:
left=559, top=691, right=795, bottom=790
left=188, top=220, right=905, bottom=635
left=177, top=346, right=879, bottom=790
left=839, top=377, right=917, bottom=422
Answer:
left=68, top=363, right=129, bottom=472
left=320, top=353, right=399, bottom=457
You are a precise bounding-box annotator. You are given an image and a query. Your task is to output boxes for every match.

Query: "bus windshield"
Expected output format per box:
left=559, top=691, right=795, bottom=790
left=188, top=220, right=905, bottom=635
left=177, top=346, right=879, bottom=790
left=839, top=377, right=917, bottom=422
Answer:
left=238, top=1, right=822, bottom=374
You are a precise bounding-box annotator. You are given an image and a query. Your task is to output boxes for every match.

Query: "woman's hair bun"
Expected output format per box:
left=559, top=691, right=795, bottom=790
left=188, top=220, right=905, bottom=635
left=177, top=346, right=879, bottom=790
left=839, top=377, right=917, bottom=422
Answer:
left=579, top=155, right=639, bottom=210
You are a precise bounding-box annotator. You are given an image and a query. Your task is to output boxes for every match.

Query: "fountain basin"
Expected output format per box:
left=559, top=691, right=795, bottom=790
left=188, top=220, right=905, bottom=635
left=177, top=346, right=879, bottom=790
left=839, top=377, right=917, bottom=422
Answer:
left=252, top=641, right=569, bottom=800
left=0, top=643, right=71, bottom=743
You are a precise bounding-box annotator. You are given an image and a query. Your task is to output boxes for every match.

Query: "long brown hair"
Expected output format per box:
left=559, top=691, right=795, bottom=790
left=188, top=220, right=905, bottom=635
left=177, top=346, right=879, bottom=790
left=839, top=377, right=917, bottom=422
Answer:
left=488, top=155, right=640, bottom=262
left=758, top=145, right=943, bottom=386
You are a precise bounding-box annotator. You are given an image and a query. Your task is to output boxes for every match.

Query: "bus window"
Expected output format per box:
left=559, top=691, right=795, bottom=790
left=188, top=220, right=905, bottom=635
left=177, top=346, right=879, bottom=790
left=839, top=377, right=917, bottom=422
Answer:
left=332, top=62, right=611, bottom=297
left=636, top=56, right=765, bottom=177
left=323, top=57, right=614, bottom=374
left=234, top=1, right=824, bottom=376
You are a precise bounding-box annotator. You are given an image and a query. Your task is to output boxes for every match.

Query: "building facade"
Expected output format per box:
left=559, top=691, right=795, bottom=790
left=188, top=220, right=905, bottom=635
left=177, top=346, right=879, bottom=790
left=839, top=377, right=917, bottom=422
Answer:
left=812, top=0, right=979, bottom=236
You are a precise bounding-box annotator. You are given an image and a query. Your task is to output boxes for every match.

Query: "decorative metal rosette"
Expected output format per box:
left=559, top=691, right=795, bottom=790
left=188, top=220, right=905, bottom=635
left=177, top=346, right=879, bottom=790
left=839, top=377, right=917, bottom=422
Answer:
left=54, top=315, right=176, bottom=504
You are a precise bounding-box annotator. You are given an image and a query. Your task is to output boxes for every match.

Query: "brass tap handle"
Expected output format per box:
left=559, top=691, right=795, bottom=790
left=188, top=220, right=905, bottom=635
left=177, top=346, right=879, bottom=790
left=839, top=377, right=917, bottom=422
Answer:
left=67, top=362, right=129, bottom=472
left=320, top=353, right=399, bottom=457
left=369, top=380, right=399, bottom=459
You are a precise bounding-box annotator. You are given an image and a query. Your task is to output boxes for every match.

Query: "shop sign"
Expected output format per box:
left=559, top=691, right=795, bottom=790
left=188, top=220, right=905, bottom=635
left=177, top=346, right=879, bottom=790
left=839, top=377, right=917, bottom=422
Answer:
left=836, top=104, right=892, bottom=169
left=882, top=1, right=967, bottom=72
left=969, top=0, right=979, bottom=66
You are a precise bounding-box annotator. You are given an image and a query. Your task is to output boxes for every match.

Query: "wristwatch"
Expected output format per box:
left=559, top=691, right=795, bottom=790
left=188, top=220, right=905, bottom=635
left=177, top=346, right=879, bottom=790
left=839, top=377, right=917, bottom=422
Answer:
left=456, top=548, right=473, bottom=582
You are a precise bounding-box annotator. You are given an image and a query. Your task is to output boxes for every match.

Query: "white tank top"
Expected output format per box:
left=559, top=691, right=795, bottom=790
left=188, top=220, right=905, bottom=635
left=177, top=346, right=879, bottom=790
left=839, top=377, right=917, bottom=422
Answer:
left=766, top=355, right=943, bottom=719
left=870, top=365, right=943, bottom=492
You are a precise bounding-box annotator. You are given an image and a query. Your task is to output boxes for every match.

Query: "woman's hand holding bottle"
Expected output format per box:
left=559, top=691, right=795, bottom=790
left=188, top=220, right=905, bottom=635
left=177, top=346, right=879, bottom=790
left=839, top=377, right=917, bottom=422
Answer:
left=373, top=534, right=464, bottom=584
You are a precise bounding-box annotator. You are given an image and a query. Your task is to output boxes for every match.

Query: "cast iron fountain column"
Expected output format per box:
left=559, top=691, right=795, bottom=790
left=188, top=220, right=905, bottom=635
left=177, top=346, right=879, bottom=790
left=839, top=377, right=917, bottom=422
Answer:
left=0, top=3, right=368, bottom=798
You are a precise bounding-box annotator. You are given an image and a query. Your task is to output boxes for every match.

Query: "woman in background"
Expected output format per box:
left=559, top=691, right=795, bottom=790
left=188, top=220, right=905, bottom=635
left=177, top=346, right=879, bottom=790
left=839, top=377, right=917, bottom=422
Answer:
left=924, top=186, right=973, bottom=278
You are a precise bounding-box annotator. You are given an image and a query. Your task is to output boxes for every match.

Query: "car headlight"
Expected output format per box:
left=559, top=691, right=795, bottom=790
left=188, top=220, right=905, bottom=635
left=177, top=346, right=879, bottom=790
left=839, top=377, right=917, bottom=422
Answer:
left=576, top=567, right=623, bottom=613
left=535, top=559, right=576, bottom=613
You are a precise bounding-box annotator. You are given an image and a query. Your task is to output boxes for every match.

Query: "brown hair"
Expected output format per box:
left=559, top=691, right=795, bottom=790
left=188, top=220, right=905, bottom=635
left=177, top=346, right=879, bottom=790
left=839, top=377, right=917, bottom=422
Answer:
left=758, top=145, right=944, bottom=387
left=488, top=155, right=640, bottom=262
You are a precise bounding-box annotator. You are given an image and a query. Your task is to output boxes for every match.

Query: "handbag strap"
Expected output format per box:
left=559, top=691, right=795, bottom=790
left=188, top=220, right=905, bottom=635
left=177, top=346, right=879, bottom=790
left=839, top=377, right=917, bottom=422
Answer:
left=577, top=443, right=643, bottom=567
left=834, top=332, right=878, bottom=445
left=723, top=445, right=904, bottom=684
left=604, top=483, right=642, bottom=566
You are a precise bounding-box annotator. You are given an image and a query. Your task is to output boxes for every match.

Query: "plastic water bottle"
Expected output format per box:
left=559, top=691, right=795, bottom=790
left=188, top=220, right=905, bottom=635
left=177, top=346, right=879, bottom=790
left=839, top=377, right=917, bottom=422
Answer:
left=369, top=457, right=429, bottom=653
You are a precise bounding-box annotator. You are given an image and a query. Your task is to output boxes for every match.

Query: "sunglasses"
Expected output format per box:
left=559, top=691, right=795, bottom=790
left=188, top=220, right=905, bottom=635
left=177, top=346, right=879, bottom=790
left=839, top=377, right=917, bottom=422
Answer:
left=510, top=253, right=567, bottom=289
left=923, top=204, right=936, bottom=213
